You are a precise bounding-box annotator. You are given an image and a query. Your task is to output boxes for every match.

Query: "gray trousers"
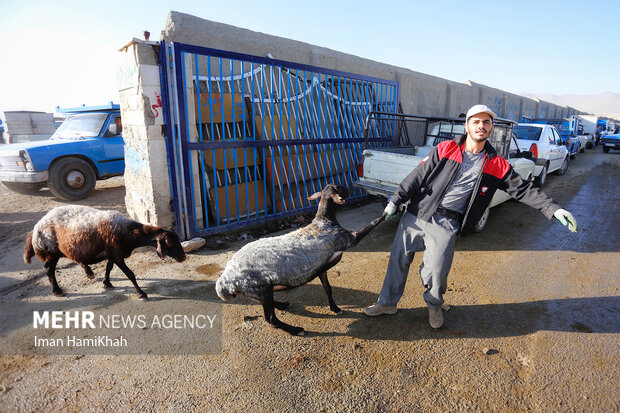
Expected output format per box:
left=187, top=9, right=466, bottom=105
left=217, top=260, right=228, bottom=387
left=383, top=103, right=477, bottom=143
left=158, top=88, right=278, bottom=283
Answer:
left=378, top=212, right=459, bottom=311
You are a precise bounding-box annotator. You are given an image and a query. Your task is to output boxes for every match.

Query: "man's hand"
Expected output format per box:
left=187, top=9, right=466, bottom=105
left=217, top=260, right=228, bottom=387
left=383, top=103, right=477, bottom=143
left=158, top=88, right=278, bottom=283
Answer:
left=554, top=208, right=578, bottom=232
left=383, top=202, right=397, bottom=220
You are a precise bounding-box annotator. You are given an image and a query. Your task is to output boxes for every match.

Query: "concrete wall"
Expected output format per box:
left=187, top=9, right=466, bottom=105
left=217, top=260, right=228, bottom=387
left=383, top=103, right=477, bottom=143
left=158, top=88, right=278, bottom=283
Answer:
left=120, top=11, right=586, bottom=236
left=161, top=11, right=582, bottom=122
left=117, top=40, right=173, bottom=228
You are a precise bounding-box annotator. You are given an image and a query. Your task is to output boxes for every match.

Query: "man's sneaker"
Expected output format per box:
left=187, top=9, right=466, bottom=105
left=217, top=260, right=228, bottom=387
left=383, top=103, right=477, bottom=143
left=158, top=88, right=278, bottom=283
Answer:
left=363, top=302, right=397, bottom=316
left=428, top=307, right=444, bottom=329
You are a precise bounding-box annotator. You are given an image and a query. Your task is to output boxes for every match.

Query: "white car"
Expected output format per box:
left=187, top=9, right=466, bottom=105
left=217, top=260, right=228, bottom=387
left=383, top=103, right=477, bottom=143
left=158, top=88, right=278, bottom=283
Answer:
left=512, top=123, right=569, bottom=186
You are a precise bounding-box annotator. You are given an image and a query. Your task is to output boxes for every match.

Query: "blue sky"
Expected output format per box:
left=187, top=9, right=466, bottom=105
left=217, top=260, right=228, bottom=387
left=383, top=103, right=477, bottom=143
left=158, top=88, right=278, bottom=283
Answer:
left=0, top=0, right=618, bottom=112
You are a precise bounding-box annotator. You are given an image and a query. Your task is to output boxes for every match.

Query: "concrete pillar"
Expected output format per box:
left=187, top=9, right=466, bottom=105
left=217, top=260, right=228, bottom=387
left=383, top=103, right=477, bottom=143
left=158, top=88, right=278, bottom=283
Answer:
left=117, top=39, right=174, bottom=228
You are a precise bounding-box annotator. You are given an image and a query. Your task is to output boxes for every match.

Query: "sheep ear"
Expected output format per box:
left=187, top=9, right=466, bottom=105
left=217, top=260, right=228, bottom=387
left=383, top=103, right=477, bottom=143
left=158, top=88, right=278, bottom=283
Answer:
left=307, top=191, right=322, bottom=201
left=156, top=235, right=166, bottom=259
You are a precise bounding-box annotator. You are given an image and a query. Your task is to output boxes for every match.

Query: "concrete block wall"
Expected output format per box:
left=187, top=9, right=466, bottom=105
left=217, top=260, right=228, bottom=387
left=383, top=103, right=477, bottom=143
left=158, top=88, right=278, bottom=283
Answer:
left=161, top=11, right=582, bottom=125
left=117, top=40, right=174, bottom=228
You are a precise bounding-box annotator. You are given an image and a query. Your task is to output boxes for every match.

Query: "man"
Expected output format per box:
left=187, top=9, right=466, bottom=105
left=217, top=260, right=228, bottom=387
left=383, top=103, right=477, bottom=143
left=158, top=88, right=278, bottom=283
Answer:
left=364, top=104, right=578, bottom=328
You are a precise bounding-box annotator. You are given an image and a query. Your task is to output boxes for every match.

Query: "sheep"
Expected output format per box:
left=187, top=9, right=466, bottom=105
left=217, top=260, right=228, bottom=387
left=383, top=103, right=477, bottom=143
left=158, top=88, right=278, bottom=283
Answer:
left=24, top=205, right=186, bottom=299
left=216, top=183, right=385, bottom=336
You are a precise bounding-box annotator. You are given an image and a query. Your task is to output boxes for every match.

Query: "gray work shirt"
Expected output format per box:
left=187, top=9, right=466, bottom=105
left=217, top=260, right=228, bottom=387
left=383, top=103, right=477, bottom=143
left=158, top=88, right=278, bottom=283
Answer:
left=439, top=149, right=486, bottom=214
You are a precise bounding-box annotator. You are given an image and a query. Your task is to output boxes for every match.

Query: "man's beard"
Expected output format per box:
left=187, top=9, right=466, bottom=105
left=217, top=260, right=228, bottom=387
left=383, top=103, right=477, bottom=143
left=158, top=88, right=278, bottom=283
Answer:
left=466, top=128, right=489, bottom=143
left=469, top=133, right=488, bottom=143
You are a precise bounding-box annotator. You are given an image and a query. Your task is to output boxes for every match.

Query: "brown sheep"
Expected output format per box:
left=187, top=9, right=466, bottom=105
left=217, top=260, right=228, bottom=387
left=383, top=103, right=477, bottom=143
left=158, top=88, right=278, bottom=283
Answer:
left=24, top=205, right=186, bottom=299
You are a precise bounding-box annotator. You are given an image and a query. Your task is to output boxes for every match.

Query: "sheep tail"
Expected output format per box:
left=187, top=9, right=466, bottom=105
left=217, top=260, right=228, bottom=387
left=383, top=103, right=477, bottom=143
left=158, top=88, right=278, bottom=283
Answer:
left=24, top=231, right=35, bottom=264
left=215, top=277, right=237, bottom=301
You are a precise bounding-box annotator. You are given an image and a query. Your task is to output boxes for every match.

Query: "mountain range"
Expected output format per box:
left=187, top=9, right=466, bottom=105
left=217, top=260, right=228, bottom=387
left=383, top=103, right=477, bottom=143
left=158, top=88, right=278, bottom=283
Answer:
left=522, top=92, right=620, bottom=120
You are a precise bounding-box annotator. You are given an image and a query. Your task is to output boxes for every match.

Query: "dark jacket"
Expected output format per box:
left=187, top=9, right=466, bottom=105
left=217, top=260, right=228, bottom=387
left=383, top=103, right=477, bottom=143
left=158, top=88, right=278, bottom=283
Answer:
left=389, top=135, right=561, bottom=235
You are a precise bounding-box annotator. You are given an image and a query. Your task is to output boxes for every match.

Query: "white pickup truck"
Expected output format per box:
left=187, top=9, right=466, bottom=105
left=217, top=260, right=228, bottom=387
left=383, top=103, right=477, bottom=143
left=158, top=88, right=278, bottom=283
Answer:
left=354, top=112, right=536, bottom=232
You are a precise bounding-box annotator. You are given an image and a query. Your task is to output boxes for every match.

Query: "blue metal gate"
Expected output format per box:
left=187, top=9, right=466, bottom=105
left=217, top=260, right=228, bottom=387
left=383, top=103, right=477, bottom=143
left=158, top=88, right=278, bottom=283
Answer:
left=159, top=41, right=399, bottom=239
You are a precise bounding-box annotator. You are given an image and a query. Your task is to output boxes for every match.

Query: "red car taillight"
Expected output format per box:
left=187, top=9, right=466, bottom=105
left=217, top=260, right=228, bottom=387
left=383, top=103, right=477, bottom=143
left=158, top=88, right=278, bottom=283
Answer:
left=529, top=143, right=538, bottom=158
left=357, top=161, right=364, bottom=178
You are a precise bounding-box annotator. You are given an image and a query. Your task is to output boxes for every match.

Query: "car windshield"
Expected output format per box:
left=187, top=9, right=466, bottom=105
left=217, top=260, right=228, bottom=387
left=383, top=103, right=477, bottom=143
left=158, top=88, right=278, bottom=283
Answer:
left=514, top=125, right=543, bottom=141
left=51, top=113, right=107, bottom=139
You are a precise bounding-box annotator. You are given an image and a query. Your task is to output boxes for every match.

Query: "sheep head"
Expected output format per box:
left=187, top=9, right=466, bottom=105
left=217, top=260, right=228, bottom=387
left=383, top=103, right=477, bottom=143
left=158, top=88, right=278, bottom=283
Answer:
left=307, top=184, right=349, bottom=221
left=155, top=229, right=187, bottom=262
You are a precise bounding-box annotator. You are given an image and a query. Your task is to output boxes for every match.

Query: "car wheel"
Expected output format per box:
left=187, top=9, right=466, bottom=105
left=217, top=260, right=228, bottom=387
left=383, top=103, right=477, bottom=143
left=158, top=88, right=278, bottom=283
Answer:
left=603, top=146, right=610, bottom=153
left=535, top=164, right=548, bottom=186
left=472, top=207, right=490, bottom=233
left=48, top=157, right=97, bottom=201
left=555, top=157, right=569, bottom=175
left=1, top=181, right=45, bottom=195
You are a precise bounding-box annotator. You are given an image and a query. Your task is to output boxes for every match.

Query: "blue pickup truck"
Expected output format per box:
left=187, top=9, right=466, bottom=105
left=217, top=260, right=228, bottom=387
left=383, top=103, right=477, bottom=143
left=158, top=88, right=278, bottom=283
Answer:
left=0, top=103, right=124, bottom=200
left=601, top=133, right=620, bottom=153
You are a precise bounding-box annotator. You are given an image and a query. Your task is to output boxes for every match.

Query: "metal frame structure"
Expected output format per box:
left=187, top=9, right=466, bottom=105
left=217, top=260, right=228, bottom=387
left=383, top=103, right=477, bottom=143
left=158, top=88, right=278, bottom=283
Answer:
left=362, top=111, right=517, bottom=157
left=159, top=41, right=399, bottom=239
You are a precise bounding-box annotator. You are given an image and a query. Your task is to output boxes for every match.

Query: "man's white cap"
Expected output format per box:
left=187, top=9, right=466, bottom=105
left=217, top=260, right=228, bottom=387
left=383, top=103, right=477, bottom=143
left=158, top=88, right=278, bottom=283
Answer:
left=466, top=104, right=497, bottom=122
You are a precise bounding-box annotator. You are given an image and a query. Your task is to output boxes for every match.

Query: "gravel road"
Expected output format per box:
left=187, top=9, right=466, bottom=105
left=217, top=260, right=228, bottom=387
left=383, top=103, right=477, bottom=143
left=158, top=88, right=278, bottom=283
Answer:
left=0, top=150, right=618, bottom=412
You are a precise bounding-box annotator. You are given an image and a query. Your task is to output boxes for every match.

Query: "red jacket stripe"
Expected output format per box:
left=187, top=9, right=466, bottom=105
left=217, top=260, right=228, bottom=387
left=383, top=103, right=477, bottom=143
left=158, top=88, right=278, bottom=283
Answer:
left=437, top=140, right=462, bottom=163
left=483, top=156, right=510, bottom=179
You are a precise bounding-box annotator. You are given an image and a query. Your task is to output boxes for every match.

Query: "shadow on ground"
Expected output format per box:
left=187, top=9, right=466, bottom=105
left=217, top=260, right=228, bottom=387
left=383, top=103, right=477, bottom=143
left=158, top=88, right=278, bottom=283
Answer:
left=2, top=275, right=617, bottom=342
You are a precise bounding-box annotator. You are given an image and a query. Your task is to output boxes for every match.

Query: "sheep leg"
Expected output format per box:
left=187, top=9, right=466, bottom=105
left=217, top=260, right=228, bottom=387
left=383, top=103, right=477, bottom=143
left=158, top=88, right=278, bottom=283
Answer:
left=44, top=256, right=64, bottom=296
left=318, top=272, right=341, bottom=314
left=313, top=251, right=343, bottom=313
left=351, top=215, right=385, bottom=244
left=113, top=259, right=147, bottom=300
left=80, top=254, right=107, bottom=279
left=262, top=288, right=304, bottom=336
left=103, top=260, right=115, bottom=289
left=80, top=264, right=95, bottom=279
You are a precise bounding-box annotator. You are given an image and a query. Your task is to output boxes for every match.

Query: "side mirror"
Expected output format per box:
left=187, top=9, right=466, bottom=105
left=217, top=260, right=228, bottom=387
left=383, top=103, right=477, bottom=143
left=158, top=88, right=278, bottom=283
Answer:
left=107, top=123, right=121, bottom=136
left=521, top=150, right=533, bottom=159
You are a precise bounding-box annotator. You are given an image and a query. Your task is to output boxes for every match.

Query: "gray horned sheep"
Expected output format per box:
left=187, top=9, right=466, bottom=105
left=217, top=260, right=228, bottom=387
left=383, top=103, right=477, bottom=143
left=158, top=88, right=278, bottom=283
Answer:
left=24, top=205, right=186, bottom=299
left=216, top=184, right=384, bottom=336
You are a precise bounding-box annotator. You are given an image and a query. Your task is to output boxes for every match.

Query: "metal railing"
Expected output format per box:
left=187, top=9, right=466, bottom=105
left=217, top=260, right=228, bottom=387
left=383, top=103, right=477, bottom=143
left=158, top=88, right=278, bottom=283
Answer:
left=160, top=41, right=399, bottom=238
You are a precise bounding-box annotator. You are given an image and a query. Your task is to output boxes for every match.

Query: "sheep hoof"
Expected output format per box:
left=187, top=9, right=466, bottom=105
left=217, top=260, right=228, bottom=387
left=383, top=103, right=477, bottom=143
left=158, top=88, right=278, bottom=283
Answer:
left=290, top=327, right=305, bottom=336
left=330, top=306, right=342, bottom=314
left=103, top=282, right=114, bottom=289
left=52, top=288, right=65, bottom=297
left=137, top=292, right=148, bottom=301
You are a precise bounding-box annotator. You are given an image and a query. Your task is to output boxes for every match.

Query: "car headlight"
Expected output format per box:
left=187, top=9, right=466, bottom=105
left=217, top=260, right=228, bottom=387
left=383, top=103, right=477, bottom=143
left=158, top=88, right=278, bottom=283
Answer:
left=18, top=150, right=35, bottom=171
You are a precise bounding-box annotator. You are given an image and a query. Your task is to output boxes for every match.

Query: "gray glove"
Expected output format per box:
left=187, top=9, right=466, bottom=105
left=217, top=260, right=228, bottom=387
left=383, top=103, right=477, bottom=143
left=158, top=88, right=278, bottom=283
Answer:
left=383, top=202, right=397, bottom=220
left=553, top=208, right=578, bottom=232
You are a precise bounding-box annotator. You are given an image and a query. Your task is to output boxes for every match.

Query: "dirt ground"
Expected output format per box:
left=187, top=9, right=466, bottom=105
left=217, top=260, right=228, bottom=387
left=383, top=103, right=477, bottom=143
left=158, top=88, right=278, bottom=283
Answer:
left=0, top=149, right=618, bottom=412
